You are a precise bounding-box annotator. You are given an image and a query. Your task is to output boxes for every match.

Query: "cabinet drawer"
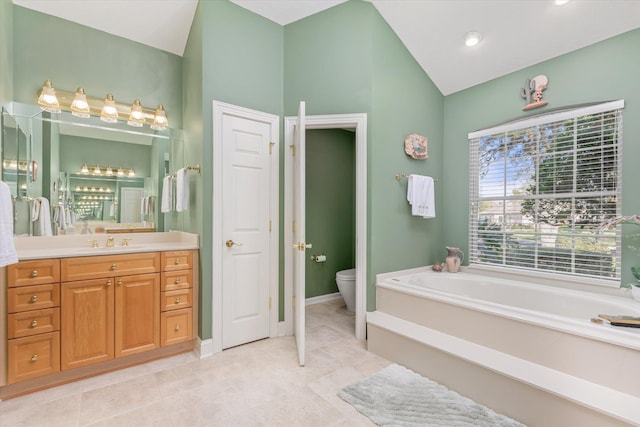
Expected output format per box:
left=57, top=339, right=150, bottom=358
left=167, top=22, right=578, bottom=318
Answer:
left=161, top=308, right=192, bottom=346
left=8, top=283, right=60, bottom=313
left=161, top=288, right=192, bottom=311
left=8, top=332, right=60, bottom=384
left=160, top=270, right=193, bottom=292
left=161, top=251, right=193, bottom=271
left=61, top=252, right=160, bottom=281
left=8, top=308, right=60, bottom=339
left=7, top=259, right=60, bottom=288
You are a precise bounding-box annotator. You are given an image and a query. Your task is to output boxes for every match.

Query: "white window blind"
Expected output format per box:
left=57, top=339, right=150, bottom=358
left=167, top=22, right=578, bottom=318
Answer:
left=468, top=100, right=623, bottom=284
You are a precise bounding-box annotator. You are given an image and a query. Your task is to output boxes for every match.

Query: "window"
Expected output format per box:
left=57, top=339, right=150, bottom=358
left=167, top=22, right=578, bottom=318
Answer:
left=468, top=101, right=623, bottom=284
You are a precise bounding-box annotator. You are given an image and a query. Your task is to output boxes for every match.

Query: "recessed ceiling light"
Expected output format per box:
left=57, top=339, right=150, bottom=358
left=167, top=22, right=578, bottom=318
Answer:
left=554, top=0, right=570, bottom=5
left=464, top=31, right=482, bottom=47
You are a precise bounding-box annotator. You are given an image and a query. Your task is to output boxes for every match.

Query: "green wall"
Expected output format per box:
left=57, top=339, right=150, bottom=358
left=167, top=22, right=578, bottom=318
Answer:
left=305, top=129, right=356, bottom=298
left=59, top=136, right=152, bottom=176
left=12, top=6, right=183, bottom=128
left=285, top=1, right=445, bottom=309
left=443, top=28, right=640, bottom=287
left=183, top=0, right=284, bottom=339
left=0, top=0, right=13, bottom=110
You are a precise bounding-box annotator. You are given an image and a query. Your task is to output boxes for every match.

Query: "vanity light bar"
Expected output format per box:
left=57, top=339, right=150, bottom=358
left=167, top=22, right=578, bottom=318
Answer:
left=37, top=81, right=168, bottom=130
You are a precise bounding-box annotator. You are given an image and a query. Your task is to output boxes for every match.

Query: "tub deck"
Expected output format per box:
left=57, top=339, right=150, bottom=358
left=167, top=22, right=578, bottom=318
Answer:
left=368, top=266, right=640, bottom=426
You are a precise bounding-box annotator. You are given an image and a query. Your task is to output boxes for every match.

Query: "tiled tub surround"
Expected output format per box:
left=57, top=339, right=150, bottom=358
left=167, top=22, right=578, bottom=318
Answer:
left=1, top=232, right=199, bottom=400
left=368, top=266, right=640, bottom=426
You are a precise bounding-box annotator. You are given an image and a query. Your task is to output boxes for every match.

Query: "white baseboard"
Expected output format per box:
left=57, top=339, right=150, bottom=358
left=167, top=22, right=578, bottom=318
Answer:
left=195, top=338, right=214, bottom=359
left=306, top=292, right=342, bottom=305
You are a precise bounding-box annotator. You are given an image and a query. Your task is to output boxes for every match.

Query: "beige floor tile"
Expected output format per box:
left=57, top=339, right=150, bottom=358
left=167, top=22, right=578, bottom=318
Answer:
left=0, top=300, right=386, bottom=427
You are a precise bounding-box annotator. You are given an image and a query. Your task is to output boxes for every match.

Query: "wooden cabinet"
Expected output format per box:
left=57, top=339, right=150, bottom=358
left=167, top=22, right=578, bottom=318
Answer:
left=160, top=251, right=194, bottom=346
left=4, top=249, right=196, bottom=389
left=115, top=273, right=160, bottom=358
left=61, top=278, right=115, bottom=370
left=6, top=259, right=61, bottom=384
left=60, top=255, right=160, bottom=370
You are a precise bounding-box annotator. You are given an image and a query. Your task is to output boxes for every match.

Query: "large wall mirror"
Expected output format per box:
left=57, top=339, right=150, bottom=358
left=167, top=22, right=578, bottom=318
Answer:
left=1, top=103, right=185, bottom=237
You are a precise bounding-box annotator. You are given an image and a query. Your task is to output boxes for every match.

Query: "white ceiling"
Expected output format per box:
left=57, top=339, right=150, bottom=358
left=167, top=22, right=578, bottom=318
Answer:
left=12, top=0, right=640, bottom=95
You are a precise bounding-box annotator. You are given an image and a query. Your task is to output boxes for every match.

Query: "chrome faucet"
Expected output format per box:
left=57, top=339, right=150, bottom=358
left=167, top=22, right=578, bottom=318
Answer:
left=106, top=236, right=115, bottom=247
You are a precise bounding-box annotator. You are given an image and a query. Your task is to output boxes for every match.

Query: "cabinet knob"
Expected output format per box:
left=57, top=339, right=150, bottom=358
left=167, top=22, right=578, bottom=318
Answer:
left=175, top=258, right=181, bottom=264
left=117, top=279, right=123, bottom=285
left=175, top=324, right=181, bottom=331
left=31, top=354, right=39, bottom=362
left=106, top=280, right=112, bottom=286
left=31, top=270, right=38, bottom=277
left=110, top=263, right=117, bottom=270
left=175, top=278, right=181, bottom=284
left=30, top=320, right=38, bottom=327
left=175, top=297, right=181, bottom=304
left=30, top=295, right=38, bottom=303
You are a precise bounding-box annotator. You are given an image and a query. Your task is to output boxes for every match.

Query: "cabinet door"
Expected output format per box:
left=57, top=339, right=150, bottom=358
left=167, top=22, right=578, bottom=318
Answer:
left=61, top=278, right=115, bottom=370
left=115, top=273, right=160, bottom=358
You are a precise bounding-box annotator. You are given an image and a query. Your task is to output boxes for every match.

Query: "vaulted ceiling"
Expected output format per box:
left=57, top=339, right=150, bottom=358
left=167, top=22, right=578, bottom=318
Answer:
left=12, top=0, right=640, bottom=95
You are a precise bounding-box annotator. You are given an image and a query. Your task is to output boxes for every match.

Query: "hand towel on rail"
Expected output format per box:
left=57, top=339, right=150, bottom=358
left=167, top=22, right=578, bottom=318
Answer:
left=31, top=197, right=53, bottom=236
left=407, top=174, right=435, bottom=218
left=0, top=180, right=18, bottom=267
left=175, top=168, right=189, bottom=212
left=161, top=175, right=173, bottom=213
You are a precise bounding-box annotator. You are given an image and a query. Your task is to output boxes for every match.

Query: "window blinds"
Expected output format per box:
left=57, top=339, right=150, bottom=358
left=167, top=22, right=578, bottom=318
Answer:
left=468, top=100, right=623, bottom=283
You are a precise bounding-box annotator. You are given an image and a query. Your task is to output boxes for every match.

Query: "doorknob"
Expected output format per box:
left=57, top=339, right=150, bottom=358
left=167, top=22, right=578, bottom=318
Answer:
left=226, top=240, right=243, bottom=248
left=293, top=242, right=312, bottom=251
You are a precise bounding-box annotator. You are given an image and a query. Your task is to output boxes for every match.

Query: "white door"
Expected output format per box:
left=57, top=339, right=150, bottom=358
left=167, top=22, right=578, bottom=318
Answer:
left=120, top=187, right=143, bottom=223
left=221, top=113, right=273, bottom=349
left=292, top=101, right=307, bottom=366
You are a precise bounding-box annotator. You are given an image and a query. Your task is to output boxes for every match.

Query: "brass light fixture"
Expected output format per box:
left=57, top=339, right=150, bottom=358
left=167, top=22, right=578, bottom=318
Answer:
left=37, top=80, right=61, bottom=113
left=70, top=87, right=90, bottom=118
left=36, top=80, right=169, bottom=129
left=151, top=105, right=168, bottom=130
left=100, top=93, right=118, bottom=123
left=128, top=168, right=136, bottom=177
left=106, top=166, right=113, bottom=176
left=80, top=163, right=89, bottom=174
left=127, top=99, right=145, bottom=127
left=117, top=167, right=125, bottom=177
left=93, top=165, right=102, bottom=175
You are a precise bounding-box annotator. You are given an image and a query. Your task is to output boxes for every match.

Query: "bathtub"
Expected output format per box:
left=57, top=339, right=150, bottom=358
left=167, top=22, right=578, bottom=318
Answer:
left=367, top=266, right=640, bottom=427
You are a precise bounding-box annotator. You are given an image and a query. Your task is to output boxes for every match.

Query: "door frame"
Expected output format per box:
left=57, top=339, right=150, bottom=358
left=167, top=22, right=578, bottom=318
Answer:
left=284, top=113, right=367, bottom=340
left=212, top=100, right=280, bottom=354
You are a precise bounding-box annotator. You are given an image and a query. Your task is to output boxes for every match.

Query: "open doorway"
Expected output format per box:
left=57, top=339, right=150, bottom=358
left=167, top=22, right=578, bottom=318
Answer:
left=284, top=113, right=367, bottom=341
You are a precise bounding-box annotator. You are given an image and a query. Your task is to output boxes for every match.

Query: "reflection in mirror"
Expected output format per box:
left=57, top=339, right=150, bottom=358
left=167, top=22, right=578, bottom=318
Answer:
left=1, top=103, right=185, bottom=237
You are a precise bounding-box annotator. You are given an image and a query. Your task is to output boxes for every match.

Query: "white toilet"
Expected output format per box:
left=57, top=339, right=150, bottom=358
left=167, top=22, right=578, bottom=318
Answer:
left=336, top=268, right=356, bottom=312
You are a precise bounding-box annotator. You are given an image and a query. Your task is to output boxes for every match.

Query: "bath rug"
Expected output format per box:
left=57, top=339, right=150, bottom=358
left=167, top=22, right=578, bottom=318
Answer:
left=338, top=363, right=526, bottom=427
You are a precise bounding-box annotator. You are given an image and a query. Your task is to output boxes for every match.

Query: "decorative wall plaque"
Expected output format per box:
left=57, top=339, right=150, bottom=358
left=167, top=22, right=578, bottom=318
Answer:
left=520, top=74, right=549, bottom=111
left=404, top=134, right=428, bottom=160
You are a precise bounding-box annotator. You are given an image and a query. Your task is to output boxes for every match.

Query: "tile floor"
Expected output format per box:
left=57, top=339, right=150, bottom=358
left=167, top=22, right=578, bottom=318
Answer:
left=0, top=298, right=389, bottom=426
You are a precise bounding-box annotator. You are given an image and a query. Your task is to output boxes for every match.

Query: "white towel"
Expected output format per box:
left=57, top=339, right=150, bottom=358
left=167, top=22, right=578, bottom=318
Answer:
left=0, top=181, right=18, bottom=267
left=176, top=168, right=189, bottom=212
left=31, top=197, right=53, bottom=236
left=161, top=175, right=173, bottom=213
left=407, top=174, right=436, bottom=218
left=53, top=205, right=67, bottom=230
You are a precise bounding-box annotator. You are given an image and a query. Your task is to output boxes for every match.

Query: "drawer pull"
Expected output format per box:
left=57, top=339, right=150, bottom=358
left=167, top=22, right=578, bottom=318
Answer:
left=175, top=258, right=181, bottom=264
left=30, top=320, right=38, bottom=327
left=110, top=263, right=117, bottom=270
left=31, top=354, right=39, bottom=362
left=30, top=295, right=38, bottom=303
left=175, top=278, right=181, bottom=284
left=106, top=280, right=112, bottom=286
left=175, top=297, right=181, bottom=304
left=117, top=279, right=123, bottom=285
left=175, top=324, right=181, bottom=331
left=31, top=270, right=38, bottom=277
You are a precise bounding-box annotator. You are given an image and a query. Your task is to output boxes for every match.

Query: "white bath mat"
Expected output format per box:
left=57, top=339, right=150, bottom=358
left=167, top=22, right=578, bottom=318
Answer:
left=338, top=363, right=526, bottom=427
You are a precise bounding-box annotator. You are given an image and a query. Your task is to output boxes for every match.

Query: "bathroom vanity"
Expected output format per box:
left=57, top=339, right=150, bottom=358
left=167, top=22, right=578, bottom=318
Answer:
left=0, top=232, right=199, bottom=399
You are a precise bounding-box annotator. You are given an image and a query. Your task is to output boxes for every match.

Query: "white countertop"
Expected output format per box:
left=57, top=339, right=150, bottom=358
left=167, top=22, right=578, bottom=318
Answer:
left=13, top=232, right=199, bottom=260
